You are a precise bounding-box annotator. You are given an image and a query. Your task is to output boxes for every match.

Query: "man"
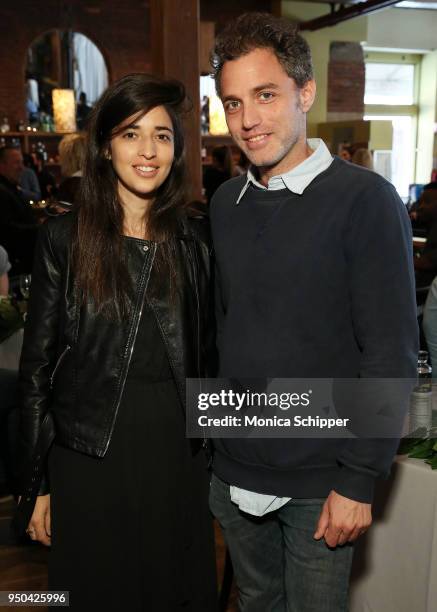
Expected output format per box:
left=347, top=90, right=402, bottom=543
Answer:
left=20, top=153, right=42, bottom=203
left=410, top=182, right=437, bottom=289
left=208, top=13, right=418, bottom=612
left=0, top=146, right=38, bottom=275
left=76, top=91, right=92, bottom=130
left=34, top=151, right=56, bottom=200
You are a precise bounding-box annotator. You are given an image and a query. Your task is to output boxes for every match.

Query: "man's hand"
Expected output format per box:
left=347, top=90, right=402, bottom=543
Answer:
left=26, top=494, right=51, bottom=546
left=313, top=490, right=372, bottom=548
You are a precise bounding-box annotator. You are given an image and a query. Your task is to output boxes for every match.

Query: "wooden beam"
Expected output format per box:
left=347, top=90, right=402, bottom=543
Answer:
left=299, top=0, right=399, bottom=31
left=150, top=0, right=202, bottom=201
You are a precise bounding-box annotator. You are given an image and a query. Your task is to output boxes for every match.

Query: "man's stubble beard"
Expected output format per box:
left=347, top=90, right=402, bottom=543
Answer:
left=241, top=128, right=302, bottom=174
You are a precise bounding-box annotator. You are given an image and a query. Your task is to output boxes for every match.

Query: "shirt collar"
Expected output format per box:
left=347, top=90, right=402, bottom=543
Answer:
left=236, top=138, right=333, bottom=205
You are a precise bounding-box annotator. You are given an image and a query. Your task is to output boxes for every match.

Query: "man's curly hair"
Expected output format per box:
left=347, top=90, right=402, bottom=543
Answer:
left=211, top=12, right=314, bottom=97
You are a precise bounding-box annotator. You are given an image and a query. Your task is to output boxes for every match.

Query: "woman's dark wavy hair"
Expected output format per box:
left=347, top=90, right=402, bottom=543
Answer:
left=72, top=73, right=188, bottom=318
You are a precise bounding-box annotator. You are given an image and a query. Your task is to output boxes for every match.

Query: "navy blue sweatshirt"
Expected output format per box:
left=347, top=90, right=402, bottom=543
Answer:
left=210, top=157, right=418, bottom=503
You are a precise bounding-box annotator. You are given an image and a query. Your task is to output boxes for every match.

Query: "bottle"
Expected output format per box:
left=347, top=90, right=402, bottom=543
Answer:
left=409, top=350, right=432, bottom=434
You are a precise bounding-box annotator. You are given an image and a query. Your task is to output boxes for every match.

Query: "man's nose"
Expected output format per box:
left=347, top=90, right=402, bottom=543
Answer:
left=242, top=102, right=261, bottom=131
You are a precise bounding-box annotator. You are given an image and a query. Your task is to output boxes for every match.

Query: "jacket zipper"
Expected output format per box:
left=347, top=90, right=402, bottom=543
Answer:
left=49, top=344, right=71, bottom=389
left=189, top=240, right=209, bottom=457
left=103, top=242, right=156, bottom=454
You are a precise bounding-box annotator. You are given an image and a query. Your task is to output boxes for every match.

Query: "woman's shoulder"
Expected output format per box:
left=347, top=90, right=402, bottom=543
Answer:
left=40, top=211, right=76, bottom=246
left=179, top=207, right=211, bottom=247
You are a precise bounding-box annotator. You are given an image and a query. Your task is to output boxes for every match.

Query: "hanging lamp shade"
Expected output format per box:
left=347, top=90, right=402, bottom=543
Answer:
left=208, top=95, right=228, bottom=136
left=52, top=89, right=76, bottom=133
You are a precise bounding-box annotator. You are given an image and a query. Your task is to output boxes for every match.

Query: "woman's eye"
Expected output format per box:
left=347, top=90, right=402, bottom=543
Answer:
left=157, top=134, right=171, bottom=142
left=123, top=131, right=136, bottom=139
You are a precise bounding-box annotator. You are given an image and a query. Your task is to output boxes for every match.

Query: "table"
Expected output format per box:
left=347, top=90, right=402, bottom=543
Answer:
left=349, top=455, right=437, bottom=612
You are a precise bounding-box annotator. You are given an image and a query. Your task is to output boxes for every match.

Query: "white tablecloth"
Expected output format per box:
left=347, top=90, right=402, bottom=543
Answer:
left=350, top=455, right=437, bottom=612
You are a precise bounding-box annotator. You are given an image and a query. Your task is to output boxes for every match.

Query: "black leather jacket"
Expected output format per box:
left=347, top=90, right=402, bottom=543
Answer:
left=17, top=212, right=213, bottom=500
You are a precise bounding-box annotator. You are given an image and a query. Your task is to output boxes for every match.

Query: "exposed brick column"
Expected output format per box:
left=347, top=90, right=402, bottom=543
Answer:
left=327, top=41, right=365, bottom=122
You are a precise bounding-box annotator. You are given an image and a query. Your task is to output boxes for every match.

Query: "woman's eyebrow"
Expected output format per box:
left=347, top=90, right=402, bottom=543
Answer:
left=155, top=125, right=174, bottom=133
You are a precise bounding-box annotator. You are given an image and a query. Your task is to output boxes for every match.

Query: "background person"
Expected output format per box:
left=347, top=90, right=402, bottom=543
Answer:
left=76, top=91, right=92, bottom=130
left=55, top=133, right=87, bottom=209
left=0, top=245, right=16, bottom=503
left=0, top=146, right=38, bottom=275
left=16, top=73, right=217, bottom=612
left=410, top=182, right=437, bottom=290
left=351, top=147, right=374, bottom=171
left=19, top=153, right=41, bottom=202
left=203, top=145, right=234, bottom=204
left=34, top=151, right=56, bottom=201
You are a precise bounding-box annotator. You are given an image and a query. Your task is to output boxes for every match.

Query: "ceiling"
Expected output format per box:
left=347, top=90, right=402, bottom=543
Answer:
left=298, top=0, right=437, bottom=6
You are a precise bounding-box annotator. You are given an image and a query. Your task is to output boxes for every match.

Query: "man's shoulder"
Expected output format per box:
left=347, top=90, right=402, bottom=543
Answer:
left=331, top=157, right=394, bottom=194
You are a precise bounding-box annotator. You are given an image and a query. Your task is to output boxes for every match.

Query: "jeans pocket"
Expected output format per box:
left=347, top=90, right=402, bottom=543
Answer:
left=209, top=473, right=230, bottom=520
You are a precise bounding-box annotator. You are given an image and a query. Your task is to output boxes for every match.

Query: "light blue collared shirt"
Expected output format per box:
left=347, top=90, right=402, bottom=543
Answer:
left=229, top=138, right=333, bottom=517
left=236, top=138, right=333, bottom=205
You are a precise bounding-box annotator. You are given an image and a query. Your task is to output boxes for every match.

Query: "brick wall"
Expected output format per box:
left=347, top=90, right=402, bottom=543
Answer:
left=0, top=0, right=152, bottom=125
left=327, top=41, right=365, bottom=122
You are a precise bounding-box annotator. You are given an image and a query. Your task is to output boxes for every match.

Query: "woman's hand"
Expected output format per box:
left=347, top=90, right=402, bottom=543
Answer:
left=26, top=494, right=51, bottom=546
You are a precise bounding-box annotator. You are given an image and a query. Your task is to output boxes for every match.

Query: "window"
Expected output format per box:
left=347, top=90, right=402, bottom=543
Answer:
left=364, top=115, right=414, bottom=199
left=364, top=63, right=415, bottom=105
left=364, top=53, right=419, bottom=199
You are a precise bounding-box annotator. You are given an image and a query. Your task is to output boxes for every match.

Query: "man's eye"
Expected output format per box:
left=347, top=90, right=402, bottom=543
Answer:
left=225, top=101, right=240, bottom=112
left=259, top=92, right=274, bottom=101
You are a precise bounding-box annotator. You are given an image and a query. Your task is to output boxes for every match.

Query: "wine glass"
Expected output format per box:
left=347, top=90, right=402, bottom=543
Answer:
left=19, top=274, right=32, bottom=300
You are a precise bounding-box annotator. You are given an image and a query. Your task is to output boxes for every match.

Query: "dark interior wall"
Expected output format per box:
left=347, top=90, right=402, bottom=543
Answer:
left=200, top=0, right=279, bottom=31
left=0, top=0, right=151, bottom=125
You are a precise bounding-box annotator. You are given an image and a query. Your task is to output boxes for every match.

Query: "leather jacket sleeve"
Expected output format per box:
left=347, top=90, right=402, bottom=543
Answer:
left=18, top=221, right=63, bottom=495
left=187, top=216, right=217, bottom=377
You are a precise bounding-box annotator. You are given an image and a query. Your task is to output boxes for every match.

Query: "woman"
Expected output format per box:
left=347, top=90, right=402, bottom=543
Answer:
left=16, top=74, right=217, bottom=611
left=55, top=132, right=87, bottom=209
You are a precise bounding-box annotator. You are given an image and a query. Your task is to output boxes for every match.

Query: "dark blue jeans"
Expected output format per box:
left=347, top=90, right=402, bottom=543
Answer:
left=210, top=473, right=354, bottom=612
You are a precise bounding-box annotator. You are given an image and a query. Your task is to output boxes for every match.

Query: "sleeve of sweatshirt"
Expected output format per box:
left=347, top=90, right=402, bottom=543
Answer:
left=334, top=181, right=419, bottom=503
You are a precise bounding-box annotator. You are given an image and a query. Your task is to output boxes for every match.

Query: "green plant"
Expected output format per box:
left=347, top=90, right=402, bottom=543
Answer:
left=398, top=430, right=437, bottom=469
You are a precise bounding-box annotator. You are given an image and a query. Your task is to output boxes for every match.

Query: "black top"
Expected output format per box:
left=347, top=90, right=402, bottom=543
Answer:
left=127, top=300, right=173, bottom=383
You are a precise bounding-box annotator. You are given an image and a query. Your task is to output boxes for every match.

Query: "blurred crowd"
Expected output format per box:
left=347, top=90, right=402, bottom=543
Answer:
left=0, top=134, right=86, bottom=277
